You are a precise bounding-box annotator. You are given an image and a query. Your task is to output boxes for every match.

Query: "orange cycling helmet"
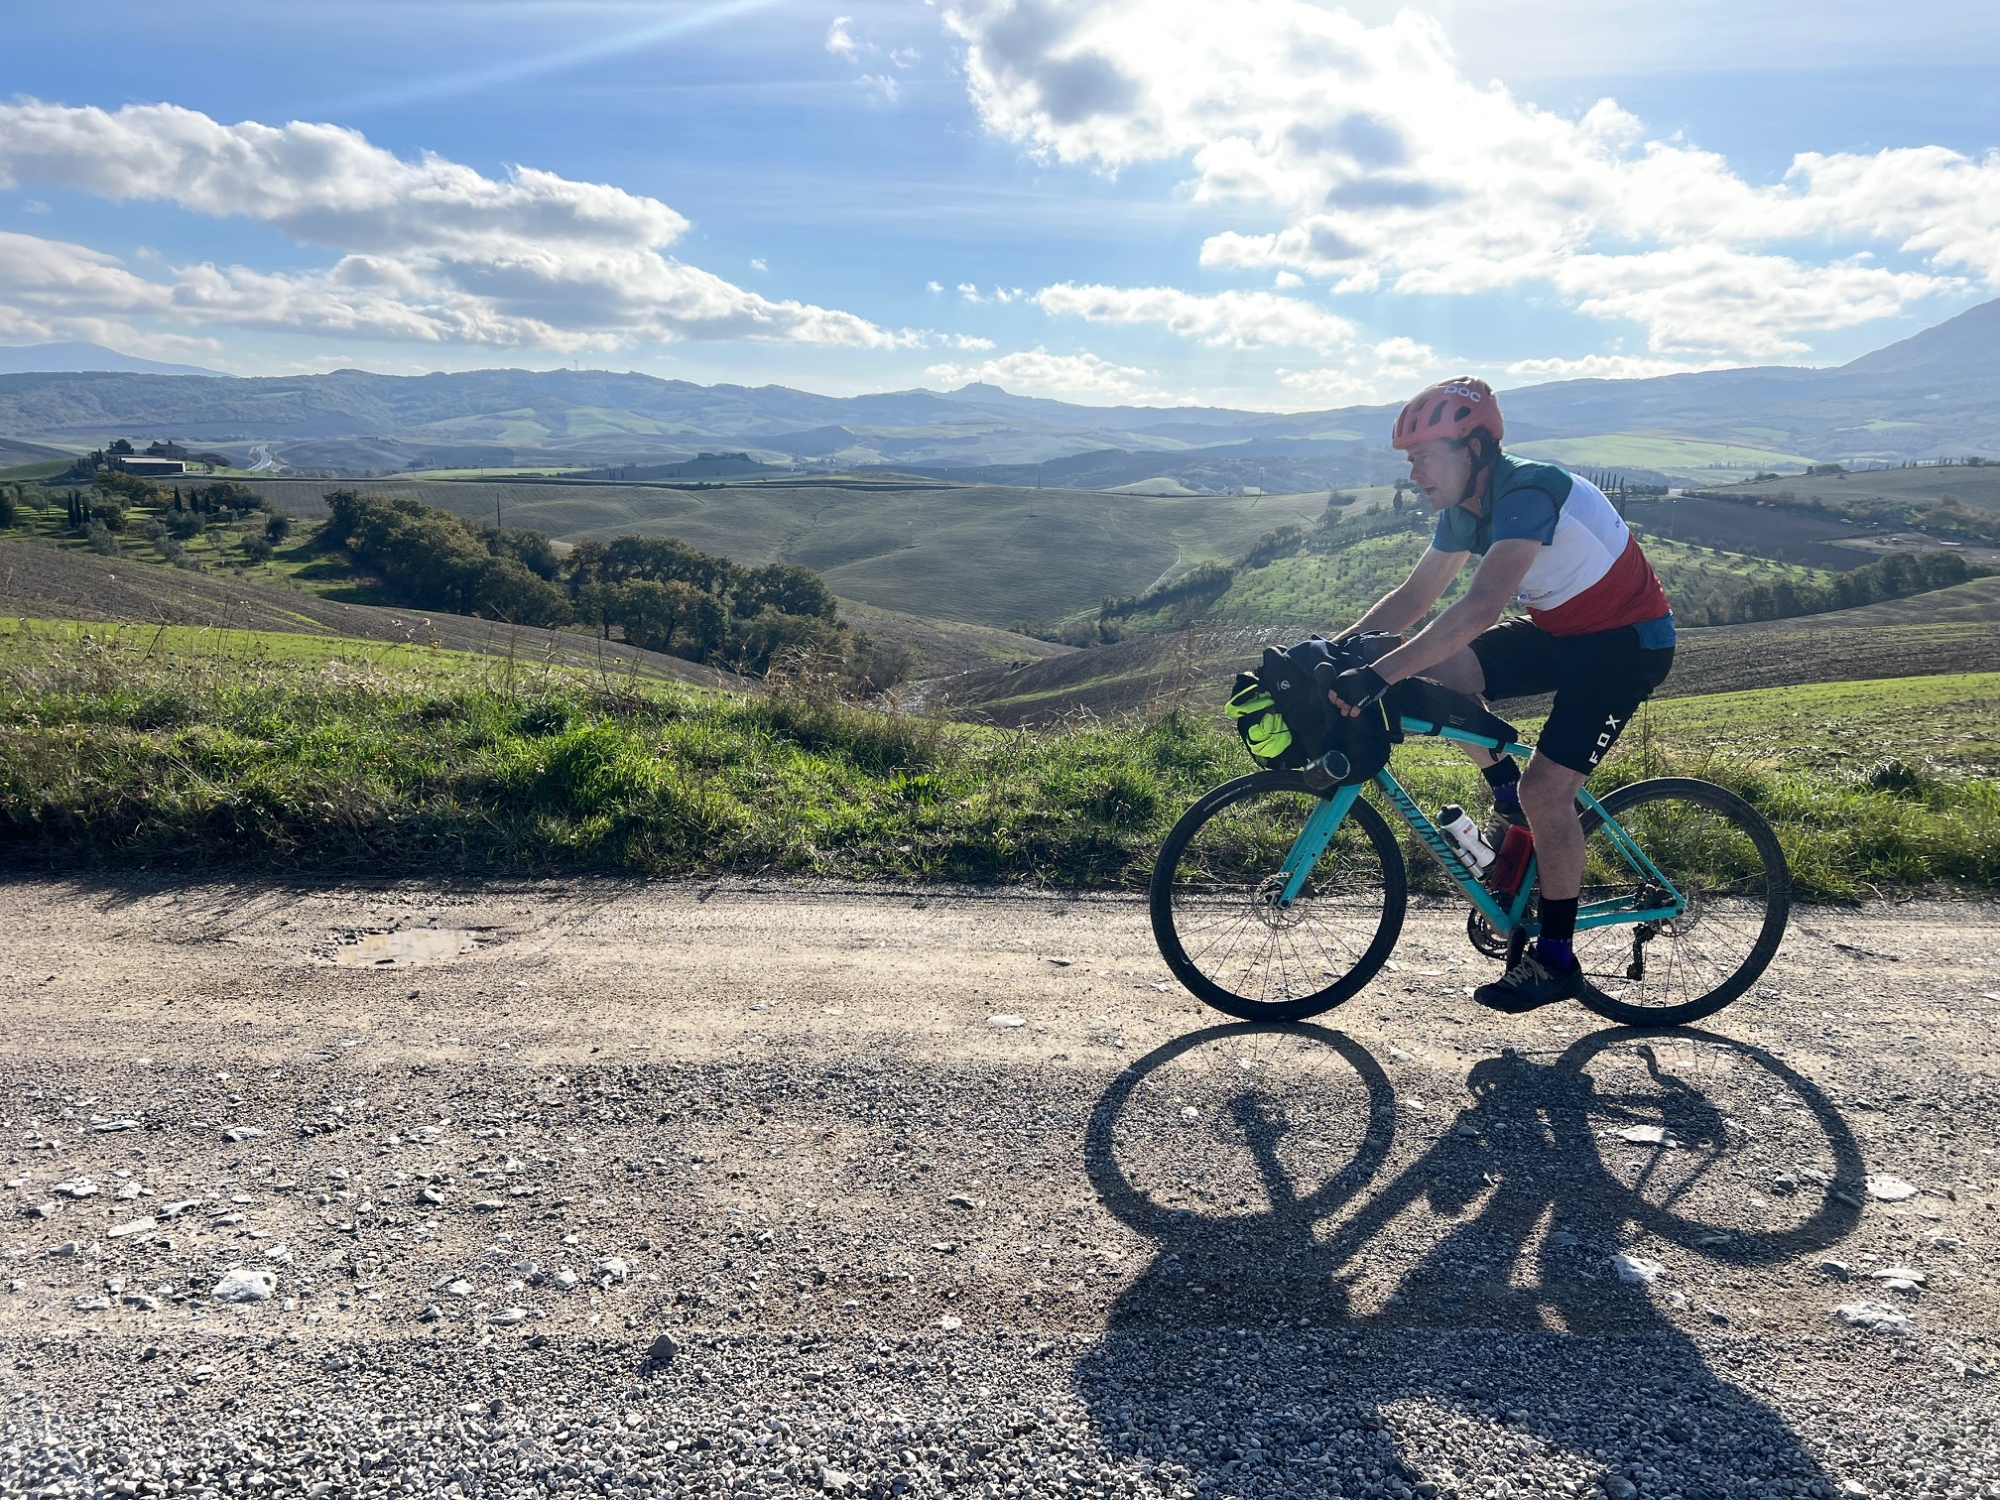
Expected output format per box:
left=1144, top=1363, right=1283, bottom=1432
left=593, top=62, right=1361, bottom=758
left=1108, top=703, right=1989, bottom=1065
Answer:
left=1391, top=377, right=1503, bottom=450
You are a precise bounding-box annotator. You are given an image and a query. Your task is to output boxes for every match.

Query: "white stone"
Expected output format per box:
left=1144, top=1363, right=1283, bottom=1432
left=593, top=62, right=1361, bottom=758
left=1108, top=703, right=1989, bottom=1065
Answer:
left=212, top=1268, right=278, bottom=1303
left=1865, top=1175, right=1918, bottom=1202
left=1612, top=1253, right=1664, bottom=1286
left=986, top=1015, right=1026, bottom=1029
left=1616, top=1125, right=1666, bottom=1145
left=594, top=1256, right=630, bottom=1284
left=107, top=1217, right=156, bottom=1239
left=223, top=1126, right=266, bottom=1143
left=488, top=1306, right=529, bottom=1325
left=1834, top=1300, right=1913, bottom=1334
left=51, top=1178, right=98, bottom=1199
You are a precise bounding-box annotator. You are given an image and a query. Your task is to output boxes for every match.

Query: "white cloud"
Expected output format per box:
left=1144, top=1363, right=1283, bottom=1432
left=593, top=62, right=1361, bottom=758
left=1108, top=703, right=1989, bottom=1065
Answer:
left=938, top=0, right=1987, bottom=358
left=0, top=99, right=903, bottom=352
left=825, top=17, right=905, bottom=104
left=1502, top=352, right=1736, bottom=384
left=1035, top=282, right=1356, bottom=352
left=926, top=279, right=944, bottom=293
left=926, top=346, right=1168, bottom=403
left=1276, top=336, right=1443, bottom=406
left=957, top=282, right=1024, bottom=304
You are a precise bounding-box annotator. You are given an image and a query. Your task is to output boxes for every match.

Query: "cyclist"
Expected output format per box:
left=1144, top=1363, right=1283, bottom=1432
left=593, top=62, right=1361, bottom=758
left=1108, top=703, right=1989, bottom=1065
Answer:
left=1323, top=377, right=1675, bottom=1012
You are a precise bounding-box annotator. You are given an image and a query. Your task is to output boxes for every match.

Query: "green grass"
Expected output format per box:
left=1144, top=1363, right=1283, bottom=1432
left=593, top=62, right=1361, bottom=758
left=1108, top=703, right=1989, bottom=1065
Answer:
left=1375, top=672, right=2000, bottom=900
left=2, top=496, right=391, bottom=602
left=0, top=459, right=74, bottom=483
left=0, top=617, right=519, bottom=678
left=0, top=619, right=1993, bottom=898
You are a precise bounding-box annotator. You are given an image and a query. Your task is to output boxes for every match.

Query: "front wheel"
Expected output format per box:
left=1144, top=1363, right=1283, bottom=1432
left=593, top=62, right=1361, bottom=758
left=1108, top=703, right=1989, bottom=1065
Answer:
left=1573, top=777, right=1791, bottom=1027
left=1150, top=771, right=1407, bottom=1022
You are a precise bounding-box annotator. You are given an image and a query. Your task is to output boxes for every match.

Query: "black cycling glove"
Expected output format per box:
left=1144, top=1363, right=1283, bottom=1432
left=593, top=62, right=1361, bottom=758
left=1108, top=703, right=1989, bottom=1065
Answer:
left=1328, top=665, right=1389, bottom=712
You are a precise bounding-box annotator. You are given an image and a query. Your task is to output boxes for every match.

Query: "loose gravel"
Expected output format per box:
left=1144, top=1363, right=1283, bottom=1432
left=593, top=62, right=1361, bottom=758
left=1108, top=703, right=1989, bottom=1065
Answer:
left=1, top=879, right=1997, bottom=1499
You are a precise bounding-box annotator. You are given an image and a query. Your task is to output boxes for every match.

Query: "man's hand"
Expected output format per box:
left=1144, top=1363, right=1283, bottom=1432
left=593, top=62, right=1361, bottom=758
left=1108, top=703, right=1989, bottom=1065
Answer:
left=1327, top=665, right=1389, bottom=718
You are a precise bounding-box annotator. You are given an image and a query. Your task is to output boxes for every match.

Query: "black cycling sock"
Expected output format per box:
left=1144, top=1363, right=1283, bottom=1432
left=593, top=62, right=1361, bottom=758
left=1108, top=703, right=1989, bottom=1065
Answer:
left=1481, top=759, right=1521, bottom=790
left=1536, top=897, right=1580, bottom=970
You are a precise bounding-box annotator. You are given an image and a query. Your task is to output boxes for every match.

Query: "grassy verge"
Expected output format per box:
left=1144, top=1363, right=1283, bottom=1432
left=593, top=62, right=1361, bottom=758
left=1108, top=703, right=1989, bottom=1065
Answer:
left=1, top=618, right=1994, bottom=897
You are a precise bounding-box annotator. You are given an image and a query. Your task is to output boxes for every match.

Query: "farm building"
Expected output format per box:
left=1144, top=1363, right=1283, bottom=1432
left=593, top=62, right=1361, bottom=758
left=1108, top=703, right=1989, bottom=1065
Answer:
left=111, top=455, right=186, bottom=476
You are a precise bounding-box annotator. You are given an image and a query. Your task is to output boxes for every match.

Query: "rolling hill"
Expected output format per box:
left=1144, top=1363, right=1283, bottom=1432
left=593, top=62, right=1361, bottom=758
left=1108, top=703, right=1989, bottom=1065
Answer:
left=235, top=474, right=1334, bottom=630
left=933, top=575, right=2000, bottom=726
left=3, top=296, right=1999, bottom=486
left=0, top=542, right=745, bottom=689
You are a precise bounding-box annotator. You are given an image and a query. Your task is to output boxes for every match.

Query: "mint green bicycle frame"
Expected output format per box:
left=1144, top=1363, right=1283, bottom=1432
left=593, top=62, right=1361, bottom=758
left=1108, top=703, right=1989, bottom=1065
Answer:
left=1274, top=714, right=1688, bottom=936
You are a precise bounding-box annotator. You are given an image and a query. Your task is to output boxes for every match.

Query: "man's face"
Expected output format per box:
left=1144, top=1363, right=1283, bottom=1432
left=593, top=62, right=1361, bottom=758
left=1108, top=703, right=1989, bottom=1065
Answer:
left=1405, top=438, right=1473, bottom=509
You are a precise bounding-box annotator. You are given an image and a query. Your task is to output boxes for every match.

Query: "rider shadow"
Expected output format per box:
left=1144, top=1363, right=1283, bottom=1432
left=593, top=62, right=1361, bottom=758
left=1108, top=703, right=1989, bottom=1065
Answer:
left=1077, top=1023, right=1866, bottom=1499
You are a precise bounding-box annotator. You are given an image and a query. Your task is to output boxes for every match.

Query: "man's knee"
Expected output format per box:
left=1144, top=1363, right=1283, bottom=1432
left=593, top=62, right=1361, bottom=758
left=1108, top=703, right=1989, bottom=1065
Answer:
left=1519, top=756, right=1586, bottom=815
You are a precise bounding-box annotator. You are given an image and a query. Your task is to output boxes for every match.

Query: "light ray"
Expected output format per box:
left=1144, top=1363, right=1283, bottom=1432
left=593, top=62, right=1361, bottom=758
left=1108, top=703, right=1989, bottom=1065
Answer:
left=330, top=0, right=787, bottom=112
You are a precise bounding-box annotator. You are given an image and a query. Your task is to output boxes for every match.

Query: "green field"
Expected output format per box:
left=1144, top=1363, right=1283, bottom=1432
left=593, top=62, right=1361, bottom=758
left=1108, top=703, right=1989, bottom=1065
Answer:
left=1707, top=463, right=2000, bottom=516
left=236, top=476, right=1333, bottom=629
left=0, top=615, right=1992, bottom=898
left=1509, top=434, right=1822, bottom=481
left=0, top=616, right=537, bottom=680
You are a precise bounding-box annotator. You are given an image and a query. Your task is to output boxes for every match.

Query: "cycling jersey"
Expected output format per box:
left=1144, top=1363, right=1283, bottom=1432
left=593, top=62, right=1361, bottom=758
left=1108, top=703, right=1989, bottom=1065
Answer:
left=1432, top=455, right=1674, bottom=646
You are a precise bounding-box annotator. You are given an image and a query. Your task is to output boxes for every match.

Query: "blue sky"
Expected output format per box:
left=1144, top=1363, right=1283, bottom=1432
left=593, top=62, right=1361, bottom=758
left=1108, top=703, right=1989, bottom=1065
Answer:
left=1, top=0, right=1997, bottom=408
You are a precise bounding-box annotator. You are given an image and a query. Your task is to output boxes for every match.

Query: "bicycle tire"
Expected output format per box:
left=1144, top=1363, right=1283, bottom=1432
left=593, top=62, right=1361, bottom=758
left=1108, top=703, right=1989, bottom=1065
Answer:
left=1150, top=770, right=1406, bottom=1022
left=1572, top=777, right=1790, bottom=1027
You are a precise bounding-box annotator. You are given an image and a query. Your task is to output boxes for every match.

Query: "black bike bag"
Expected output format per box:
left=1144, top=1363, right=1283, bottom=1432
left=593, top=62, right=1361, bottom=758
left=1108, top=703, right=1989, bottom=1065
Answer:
left=1391, top=678, right=1520, bottom=748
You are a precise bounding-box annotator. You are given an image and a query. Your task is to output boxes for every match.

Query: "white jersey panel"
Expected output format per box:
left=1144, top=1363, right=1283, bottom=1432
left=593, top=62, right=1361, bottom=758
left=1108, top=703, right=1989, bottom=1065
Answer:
left=1514, top=474, right=1632, bottom=613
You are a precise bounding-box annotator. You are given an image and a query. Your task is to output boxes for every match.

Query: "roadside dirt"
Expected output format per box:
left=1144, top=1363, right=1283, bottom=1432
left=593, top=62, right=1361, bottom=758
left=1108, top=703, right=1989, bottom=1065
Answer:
left=3, top=880, right=1997, bottom=1499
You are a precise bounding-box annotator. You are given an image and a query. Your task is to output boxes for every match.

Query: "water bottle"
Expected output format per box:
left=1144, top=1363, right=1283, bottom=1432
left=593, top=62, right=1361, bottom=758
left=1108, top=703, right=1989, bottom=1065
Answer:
left=1437, top=804, right=1495, bottom=876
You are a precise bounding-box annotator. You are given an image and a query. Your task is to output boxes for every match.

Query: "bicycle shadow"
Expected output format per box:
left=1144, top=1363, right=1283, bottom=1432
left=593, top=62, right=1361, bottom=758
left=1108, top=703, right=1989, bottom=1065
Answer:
left=1077, top=1022, right=1865, bottom=1498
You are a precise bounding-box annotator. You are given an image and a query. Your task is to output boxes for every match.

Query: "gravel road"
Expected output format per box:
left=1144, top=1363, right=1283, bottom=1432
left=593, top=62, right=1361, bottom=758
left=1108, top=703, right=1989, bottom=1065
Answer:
left=2, top=879, right=1996, bottom=1500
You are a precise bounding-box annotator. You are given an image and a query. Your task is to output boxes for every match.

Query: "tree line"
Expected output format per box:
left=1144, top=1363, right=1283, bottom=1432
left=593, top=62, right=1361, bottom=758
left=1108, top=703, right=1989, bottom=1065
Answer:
left=1677, top=548, right=1983, bottom=626
left=318, top=491, right=907, bottom=686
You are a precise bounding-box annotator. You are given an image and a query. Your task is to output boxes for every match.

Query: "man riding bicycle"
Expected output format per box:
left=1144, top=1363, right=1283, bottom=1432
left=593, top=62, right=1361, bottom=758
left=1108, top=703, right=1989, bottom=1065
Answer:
left=1324, top=377, right=1676, bottom=1013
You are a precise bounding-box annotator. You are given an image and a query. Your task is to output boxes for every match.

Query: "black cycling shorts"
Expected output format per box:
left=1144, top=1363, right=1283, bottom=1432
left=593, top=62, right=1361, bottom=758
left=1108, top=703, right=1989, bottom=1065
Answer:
left=1470, top=619, right=1674, bottom=775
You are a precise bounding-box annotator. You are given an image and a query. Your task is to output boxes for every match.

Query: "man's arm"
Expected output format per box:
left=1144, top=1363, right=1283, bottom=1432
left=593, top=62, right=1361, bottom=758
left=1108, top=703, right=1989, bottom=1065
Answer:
left=1344, top=546, right=1470, bottom=637
left=1327, top=539, right=1538, bottom=714
left=1373, top=538, right=1537, bottom=684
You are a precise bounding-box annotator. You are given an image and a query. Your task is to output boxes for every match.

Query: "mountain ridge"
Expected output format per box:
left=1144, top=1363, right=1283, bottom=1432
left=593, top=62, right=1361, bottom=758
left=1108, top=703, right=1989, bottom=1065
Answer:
left=1, top=299, right=1994, bottom=483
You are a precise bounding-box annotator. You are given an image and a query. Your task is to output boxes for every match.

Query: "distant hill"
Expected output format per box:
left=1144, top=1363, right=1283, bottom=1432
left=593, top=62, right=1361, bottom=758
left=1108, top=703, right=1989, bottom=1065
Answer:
left=2, top=299, right=1999, bottom=484
left=0, top=342, right=227, bottom=378
left=233, top=474, right=1334, bottom=631
left=934, top=577, right=2000, bottom=727
left=1841, top=297, right=2000, bottom=377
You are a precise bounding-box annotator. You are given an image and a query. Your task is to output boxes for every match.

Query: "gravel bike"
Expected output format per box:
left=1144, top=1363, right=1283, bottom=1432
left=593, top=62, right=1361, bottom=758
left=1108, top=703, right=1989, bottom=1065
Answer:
left=1150, top=688, right=1790, bottom=1028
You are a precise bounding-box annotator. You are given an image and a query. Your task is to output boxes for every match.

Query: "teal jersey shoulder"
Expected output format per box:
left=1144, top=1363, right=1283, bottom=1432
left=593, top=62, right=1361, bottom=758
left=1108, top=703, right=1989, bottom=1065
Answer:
left=1432, top=454, right=1575, bottom=555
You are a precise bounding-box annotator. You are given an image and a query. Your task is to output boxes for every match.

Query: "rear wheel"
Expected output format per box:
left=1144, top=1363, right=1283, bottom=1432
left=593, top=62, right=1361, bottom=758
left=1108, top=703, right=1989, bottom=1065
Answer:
left=1150, top=771, right=1406, bottom=1022
left=1572, top=777, right=1790, bottom=1027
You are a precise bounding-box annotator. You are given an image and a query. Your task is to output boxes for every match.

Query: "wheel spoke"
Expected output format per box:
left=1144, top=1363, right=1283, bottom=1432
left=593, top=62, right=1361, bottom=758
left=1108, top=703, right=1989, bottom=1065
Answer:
left=1156, top=778, right=1402, bottom=1019
left=1573, top=780, right=1787, bottom=1024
